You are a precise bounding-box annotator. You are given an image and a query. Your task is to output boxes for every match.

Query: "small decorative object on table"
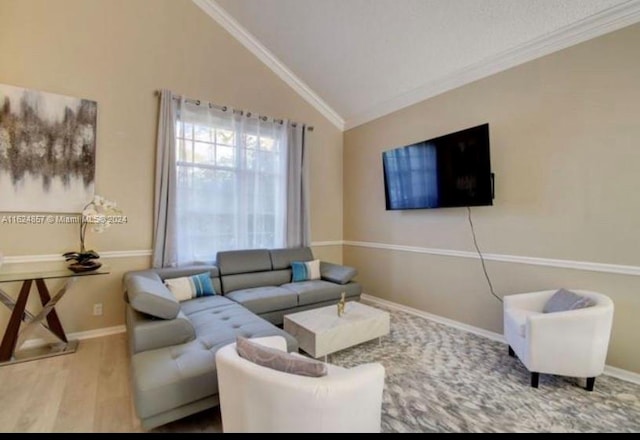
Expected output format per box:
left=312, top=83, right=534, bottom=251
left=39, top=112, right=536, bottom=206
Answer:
left=63, top=195, right=123, bottom=273
left=337, top=292, right=346, bottom=317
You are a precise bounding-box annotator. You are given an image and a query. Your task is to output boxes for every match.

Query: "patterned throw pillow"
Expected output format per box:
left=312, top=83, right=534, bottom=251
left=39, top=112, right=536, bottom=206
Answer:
left=291, top=259, right=321, bottom=282
left=236, top=336, right=327, bottom=377
left=164, top=272, right=215, bottom=302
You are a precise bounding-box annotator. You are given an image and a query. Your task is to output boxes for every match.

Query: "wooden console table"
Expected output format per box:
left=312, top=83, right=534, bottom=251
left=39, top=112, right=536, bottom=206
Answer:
left=0, top=268, right=109, bottom=366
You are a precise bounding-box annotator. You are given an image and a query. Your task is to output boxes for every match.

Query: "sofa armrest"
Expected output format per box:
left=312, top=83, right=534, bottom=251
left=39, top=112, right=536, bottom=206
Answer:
left=124, top=270, right=180, bottom=319
left=125, top=306, right=196, bottom=354
left=320, top=261, right=358, bottom=285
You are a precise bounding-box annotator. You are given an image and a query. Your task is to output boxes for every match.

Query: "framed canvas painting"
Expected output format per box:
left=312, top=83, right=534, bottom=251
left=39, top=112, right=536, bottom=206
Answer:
left=0, top=83, right=97, bottom=213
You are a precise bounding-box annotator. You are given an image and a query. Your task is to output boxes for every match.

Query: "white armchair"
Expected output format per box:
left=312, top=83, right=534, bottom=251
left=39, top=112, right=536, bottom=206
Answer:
left=215, top=336, right=385, bottom=433
left=503, top=290, right=614, bottom=391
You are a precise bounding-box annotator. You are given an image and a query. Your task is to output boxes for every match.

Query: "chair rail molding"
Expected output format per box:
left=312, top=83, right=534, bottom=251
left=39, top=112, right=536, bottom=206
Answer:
left=7, top=241, right=640, bottom=277
left=311, top=241, right=343, bottom=247
left=343, top=240, right=640, bottom=277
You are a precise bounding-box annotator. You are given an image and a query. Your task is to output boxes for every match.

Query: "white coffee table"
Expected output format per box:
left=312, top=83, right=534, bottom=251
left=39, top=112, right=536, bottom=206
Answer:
left=283, top=301, right=390, bottom=360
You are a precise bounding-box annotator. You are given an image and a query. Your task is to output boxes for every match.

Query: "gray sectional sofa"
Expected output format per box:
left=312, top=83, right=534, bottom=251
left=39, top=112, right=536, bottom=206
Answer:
left=123, top=247, right=361, bottom=430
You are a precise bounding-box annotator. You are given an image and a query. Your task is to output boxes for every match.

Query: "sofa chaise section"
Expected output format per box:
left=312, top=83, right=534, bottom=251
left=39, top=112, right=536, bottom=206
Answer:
left=124, top=265, right=298, bottom=430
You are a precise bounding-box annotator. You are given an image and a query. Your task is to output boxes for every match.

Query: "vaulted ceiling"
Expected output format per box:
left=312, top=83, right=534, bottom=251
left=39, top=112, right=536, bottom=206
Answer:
left=195, top=0, right=640, bottom=130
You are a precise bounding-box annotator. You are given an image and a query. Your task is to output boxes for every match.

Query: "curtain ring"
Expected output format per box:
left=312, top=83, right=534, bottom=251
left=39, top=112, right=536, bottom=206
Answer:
left=196, top=100, right=201, bottom=105
left=222, top=106, right=228, bottom=112
left=246, top=112, right=252, bottom=118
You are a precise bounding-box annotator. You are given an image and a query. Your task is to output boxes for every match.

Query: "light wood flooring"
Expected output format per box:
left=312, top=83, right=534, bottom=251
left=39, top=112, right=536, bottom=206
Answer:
left=0, top=333, right=222, bottom=433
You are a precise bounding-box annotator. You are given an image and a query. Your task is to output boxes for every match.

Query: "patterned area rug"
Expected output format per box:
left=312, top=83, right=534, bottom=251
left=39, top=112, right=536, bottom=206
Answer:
left=157, top=306, right=640, bottom=433
left=328, top=307, right=640, bottom=433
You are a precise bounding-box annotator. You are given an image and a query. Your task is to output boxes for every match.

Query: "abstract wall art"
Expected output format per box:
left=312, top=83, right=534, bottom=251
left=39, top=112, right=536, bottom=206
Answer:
left=0, top=83, right=97, bottom=213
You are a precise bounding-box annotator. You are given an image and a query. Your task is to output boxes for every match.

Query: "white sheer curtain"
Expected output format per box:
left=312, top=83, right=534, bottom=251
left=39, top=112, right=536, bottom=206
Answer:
left=174, top=99, right=287, bottom=265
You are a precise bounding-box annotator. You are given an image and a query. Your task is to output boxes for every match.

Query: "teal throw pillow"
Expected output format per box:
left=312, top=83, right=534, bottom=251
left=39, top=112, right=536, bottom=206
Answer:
left=291, top=259, right=321, bottom=282
left=164, top=272, right=216, bottom=302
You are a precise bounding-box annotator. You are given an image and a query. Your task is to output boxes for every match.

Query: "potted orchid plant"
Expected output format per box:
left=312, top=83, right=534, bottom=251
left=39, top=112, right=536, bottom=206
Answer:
left=63, top=195, right=123, bottom=272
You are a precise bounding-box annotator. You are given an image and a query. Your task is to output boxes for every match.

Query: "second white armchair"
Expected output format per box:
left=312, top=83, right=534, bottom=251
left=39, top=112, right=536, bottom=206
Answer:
left=503, top=289, right=614, bottom=391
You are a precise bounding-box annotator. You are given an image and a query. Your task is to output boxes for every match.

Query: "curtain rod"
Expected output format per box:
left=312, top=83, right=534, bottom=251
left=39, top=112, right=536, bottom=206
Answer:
left=154, top=90, right=313, bottom=131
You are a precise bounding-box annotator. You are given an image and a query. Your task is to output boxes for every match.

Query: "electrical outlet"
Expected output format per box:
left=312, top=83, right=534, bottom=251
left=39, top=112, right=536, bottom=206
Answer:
left=93, top=303, right=103, bottom=316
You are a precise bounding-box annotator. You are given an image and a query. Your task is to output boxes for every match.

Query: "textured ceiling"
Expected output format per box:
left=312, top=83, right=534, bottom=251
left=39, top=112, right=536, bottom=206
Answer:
left=213, top=0, right=634, bottom=128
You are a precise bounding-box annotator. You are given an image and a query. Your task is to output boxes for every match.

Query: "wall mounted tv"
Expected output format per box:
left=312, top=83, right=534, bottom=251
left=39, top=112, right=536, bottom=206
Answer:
left=382, top=123, right=494, bottom=210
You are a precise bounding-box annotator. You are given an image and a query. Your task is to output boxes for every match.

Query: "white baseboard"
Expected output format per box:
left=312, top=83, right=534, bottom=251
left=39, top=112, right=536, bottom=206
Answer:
left=361, top=293, right=505, bottom=344
left=21, top=325, right=126, bottom=350
left=602, top=365, right=640, bottom=385
left=361, top=293, right=640, bottom=385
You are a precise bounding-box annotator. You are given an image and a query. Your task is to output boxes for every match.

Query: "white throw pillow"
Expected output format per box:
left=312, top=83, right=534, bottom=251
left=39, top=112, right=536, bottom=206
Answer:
left=164, top=272, right=216, bottom=302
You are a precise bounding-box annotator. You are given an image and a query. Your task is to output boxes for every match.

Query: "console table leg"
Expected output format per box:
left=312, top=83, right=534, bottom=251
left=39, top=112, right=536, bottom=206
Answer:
left=35, top=279, right=67, bottom=343
left=0, top=280, right=32, bottom=361
left=15, top=278, right=76, bottom=350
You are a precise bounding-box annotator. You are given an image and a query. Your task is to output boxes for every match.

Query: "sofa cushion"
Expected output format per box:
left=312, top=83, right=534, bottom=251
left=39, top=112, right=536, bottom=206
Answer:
left=270, top=247, right=314, bottom=270
left=165, top=272, right=216, bottom=302
left=217, top=249, right=272, bottom=275
left=281, top=280, right=356, bottom=306
left=180, top=294, right=238, bottom=317
left=225, top=286, right=298, bottom=314
left=127, top=273, right=181, bottom=320
left=236, top=336, right=327, bottom=377
left=291, top=259, right=321, bottom=282
left=320, top=261, right=358, bottom=285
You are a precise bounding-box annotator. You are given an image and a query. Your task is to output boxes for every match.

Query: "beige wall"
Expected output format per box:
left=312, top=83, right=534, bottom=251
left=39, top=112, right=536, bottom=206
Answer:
left=0, top=0, right=343, bottom=336
left=344, top=24, right=640, bottom=373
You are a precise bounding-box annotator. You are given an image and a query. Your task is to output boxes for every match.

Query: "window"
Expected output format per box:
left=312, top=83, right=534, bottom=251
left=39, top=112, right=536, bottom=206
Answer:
left=175, top=110, right=286, bottom=264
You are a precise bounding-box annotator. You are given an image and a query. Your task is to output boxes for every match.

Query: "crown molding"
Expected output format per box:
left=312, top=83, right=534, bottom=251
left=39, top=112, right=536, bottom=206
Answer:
left=193, top=0, right=345, bottom=131
left=344, top=0, right=640, bottom=130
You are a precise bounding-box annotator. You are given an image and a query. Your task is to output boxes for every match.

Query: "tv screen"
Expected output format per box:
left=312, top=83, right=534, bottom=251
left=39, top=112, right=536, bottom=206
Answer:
left=382, top=123, right=493, bottom=210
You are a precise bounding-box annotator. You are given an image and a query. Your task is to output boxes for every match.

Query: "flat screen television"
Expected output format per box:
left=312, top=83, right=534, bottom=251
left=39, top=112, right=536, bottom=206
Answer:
left=382, top=123, right=494, bottom=210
